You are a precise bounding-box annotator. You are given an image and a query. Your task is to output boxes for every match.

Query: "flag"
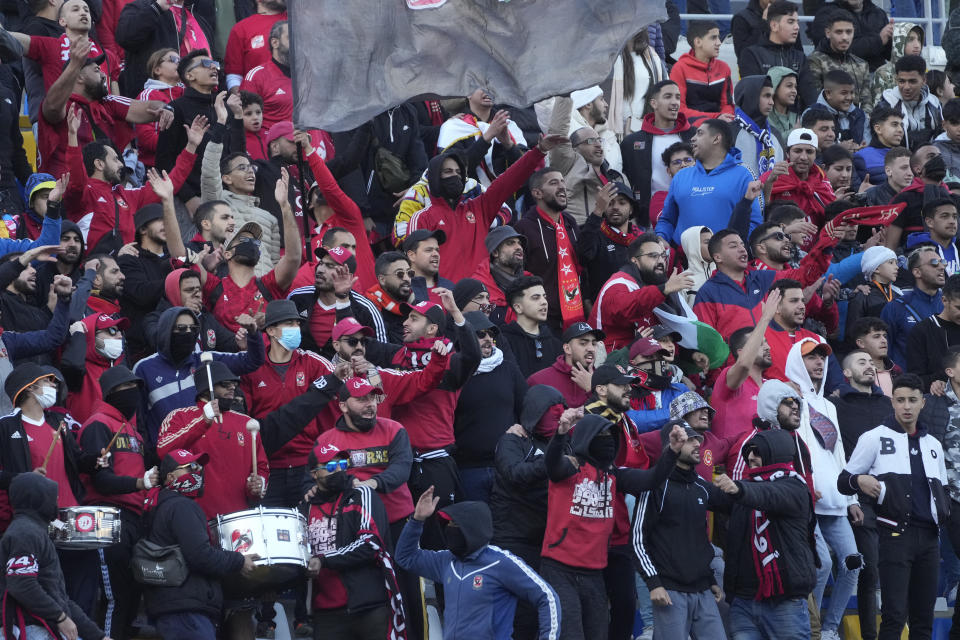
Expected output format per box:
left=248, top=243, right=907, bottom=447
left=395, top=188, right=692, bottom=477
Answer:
left=289, top=0, right=667, bottom=132
left=653, top=297, right=730, bottom=370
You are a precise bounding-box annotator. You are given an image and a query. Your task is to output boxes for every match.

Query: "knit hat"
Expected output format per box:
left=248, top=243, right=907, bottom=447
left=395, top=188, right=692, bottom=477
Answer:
left=452, top=278, right=487, bottom=310
left=571, top=86, right=603, bottom=110
left=860, top=245, right=898, bottom=278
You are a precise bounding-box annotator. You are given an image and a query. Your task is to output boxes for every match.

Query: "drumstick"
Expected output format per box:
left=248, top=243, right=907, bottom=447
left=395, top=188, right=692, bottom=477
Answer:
left=39, top=423, right=64, bottom=473
left=246, top=419, right=260, bottom=482
left=199, top=352, right=221, bottom=424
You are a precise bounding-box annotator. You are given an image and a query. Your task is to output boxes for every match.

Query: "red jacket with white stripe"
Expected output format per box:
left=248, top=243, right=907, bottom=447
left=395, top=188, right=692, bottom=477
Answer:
left=588, top=264, right=667, bottom=351
left=239, top=60, right=291, bottom=129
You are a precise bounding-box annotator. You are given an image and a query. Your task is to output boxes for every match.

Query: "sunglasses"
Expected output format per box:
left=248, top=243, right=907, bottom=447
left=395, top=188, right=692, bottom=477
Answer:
left=343, top=336, right=369, bottom=347
left=172, top=323, right=198, bottom=334
left=165, top=54, right=181, bottom=64
left=176, top=462, right=202, bottom=472
left=186, top=58, right=220, bottom=72
left=317, top=459, right=349, bottom=473
left=476, top=329, right=496, bottom=339
left=760, top=231, right=788, bottom=243
left=925, top=258, right=947, bottom=267
left=393, top=269, right=416, bottom=280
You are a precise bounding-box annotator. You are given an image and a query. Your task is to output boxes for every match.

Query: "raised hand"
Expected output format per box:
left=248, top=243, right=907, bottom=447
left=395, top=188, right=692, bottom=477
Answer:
left=413, top=485, right=440, bottom=521
left=593, top=181, right=618, bottom=215
left=185, top=114, right=210, bottom=150
left=275, top=167, right=290, bottom=207
left=663, top=268, right=695, bottom=295
left=146, top=168, right=175, bottom=201
left=537, top=134, right=569, bottom=153
left=66, top=104, right=82, bottom=138
left=48, top=173, right=70, bottom=203
left=214, top=91, right=229, bottom=124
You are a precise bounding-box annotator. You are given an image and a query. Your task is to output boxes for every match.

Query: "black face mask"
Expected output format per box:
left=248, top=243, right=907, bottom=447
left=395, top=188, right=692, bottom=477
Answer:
left=106, top=387, right=140, bottom=420
left=169, top=331, right=197, bottom=362
left=231, top=241, right=260, bottom=266
left=924, top=155, right=947, bottom=183
left=445, top=525, right=469, bottom=558
left=588, top=435, right=617, bottom=466
left=437, top=175, right=464, bottom=200
left=316, top=470, right=351, bottom=499
left=349, top=411, right=376, bottom=432
left=643, top=371, right=673, bottom=390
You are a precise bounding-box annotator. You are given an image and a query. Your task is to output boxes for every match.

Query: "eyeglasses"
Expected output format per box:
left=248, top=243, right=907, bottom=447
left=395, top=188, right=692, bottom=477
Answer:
left=637, top=251, right=669, bottom=260
left=392, top=269, right=415, bottom=280
left=575, top=137, right=602, bottom=146
left=230, top=162, right=258, bottom=174
left=317, top=459, right=349, bottom=473
left=670, top=156, right=695, bottom=167
left=172, top=323, right=198, bottom=334
left=476, top=329, right=496, bottom=339
left=759, top=231, right=788, bottom=243
left=343, top=336, right=369, bottom=347
left=186, top=58, right=220, bottom=72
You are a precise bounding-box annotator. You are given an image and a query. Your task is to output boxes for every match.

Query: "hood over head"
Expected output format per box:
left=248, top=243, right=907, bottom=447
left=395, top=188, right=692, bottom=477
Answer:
left=680, top=225, right=713, bottom=291
left=10, top=472, right=59, bottom=522
left=60, top=220, right=86, bottom=256
left=438, top=501, right=492, bottom=556
left=569, top=413, right=618, bottom=461
left=757, top=379, right=803, bottom=425
left=164, top=268, right=192, bottom=306
left=767, top=66, right=798, bottom=94
left=426, top=150, right=468, bottom=204
left=892, top=22, right=923, bottom=63
left=785, top=338, right=826, bottom=400
left=156, top=306, right=198, bottom=364
left=734, top=75, right=773, bottom=124
left=743, top=428, right=797, bottom=467
left=520, top=384, right=567, bottom=434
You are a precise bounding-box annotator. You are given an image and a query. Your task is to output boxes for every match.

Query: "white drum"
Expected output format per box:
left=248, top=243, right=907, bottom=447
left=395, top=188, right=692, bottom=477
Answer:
left=50, top=506, right=121, bottom=549
left=210, top=507, right=309, bottom=589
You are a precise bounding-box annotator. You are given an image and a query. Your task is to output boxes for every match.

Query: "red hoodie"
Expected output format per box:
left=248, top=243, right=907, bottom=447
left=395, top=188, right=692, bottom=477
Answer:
left=668, top=51, right=734, bottom=121
left=527, top=356, right=589, bottom=408
left=761, top=164, right=836, bottom=229
left=65, top=314, right=125, bottom=423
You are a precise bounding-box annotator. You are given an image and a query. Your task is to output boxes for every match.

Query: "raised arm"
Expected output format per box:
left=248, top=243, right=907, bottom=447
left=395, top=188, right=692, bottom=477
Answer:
left=725, top=289, right=780, bottom=390
left=272, top=168, right=303, bottom=292
left=147, top=168, right=185, bottom=259
left=41, top=36, right=90, bottom=125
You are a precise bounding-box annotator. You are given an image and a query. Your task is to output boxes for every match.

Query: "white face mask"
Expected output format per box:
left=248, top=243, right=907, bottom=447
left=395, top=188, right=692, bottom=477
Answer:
left=100, top=338, right=123, bottom=361
left=34, top=386, right=57, bottom=410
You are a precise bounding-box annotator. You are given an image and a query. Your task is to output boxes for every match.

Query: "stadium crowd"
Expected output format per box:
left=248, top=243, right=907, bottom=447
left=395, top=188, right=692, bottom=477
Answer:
left=5, top=0, right=960, bottom=640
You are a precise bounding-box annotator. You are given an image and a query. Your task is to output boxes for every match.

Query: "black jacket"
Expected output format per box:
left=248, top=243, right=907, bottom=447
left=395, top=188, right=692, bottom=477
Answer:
left=907, top=314, right=960, bottom=388
left=155, top=88, right=245, bottom=201
left=453, top=352, right=526, bottom=468
left=634, top=465, right=728, bottom=593
left=118, top=244, right=173, bottom=359
left=359, top=104, right=429, bottom=224
left=722, top=429, right=818, bottom=601
left=498, top=321, right=562, bottom=379
left=619, top=119, right=695, bottom=228
left=731, top=0, right=769, bottom=60
left=143, top=488, right=244, bottom=618
left=833, top=383, right=893, bottom=459
left=143, top=300, right=236, bottom=354
left=576, top=223, right=640, bottom=301
left=0, top=474, right=103, bottom=640
left=0, top=256, right=52, bottom=356
left=810, top=0, right=892, bottom=71
left=115, top=0, right=214, bottom=97
left=304, top=484, right=393, bottom=613
left=0, top=79, right=29, bottom=196
left=738, top=39, right=817, bottom=109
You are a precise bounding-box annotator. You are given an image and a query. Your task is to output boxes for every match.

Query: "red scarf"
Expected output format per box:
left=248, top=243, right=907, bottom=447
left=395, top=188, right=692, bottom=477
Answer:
left=746, top=462, right=805, bottom=600
left=537, top=208, right=584, bottom=328
left=769, top=165, right=835, bottom=225
left=425, top=100, right=445, bottom=127
left=391, top=337, right=450, bottom=369
left=599, top=220, right=642, bottom=247
left=366, top=284, right=405, bottom=316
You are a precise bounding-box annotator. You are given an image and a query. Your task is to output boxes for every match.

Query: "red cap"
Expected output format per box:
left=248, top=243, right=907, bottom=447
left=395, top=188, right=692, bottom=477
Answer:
left=311, top=442, right=343, bottom=465
left=265, top=121, right=295, bottom=145
left=341, top=376, right=384, bottom=399
left=629, top=337, right=669, bottom=360
left=332, top=317, right=374, bottom=341
left=160, top=449, right=210, bottom=478
left=94, top=314, right=130, bottom=331
left=315, top=245, right=354, bottom=264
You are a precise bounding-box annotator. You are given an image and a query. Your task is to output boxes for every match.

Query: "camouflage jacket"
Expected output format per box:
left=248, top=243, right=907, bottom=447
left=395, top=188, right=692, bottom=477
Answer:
left=807, top=41, right=871, bottom=112
left=868, top=22, right=925, bottom=114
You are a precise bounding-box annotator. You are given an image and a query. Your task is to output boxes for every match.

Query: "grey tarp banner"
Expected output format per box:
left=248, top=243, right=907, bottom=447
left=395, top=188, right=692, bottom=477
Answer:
left=289, top=0, right=667, bottom=132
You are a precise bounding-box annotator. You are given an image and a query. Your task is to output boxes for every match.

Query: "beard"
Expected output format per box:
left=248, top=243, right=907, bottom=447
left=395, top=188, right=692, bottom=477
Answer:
left=384, top=281, right=411, bottom=301
left=590, top=104, right=606, bottom=125
left=640, top=264, right=667, bottom=285
left=13, top=278, right=34, bottom=296
left=86, top=77, right=108, bottom=100
left=349, top=410, right=376, bottom=432
left=543, top=193, right=565, bottom=211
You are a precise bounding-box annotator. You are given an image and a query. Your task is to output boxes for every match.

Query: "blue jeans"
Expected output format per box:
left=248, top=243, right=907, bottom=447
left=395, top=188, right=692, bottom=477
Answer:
left=459, top=466, right=495, bottom=503
left=156, top=612, right=218, bottom=640
left=652, top=589, right=725, bottom=640
left=729, top=597, right=810, bottom=640
left=813, top=515, right=862, bottom=632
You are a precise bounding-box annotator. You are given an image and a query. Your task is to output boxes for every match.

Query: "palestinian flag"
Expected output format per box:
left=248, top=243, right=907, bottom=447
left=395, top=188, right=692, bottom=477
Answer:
left=653, top=297, right=729, bottom=370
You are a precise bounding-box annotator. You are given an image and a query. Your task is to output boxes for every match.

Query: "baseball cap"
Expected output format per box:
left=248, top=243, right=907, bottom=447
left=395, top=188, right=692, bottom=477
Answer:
left=332, top=317, right=374, bottom=341
left=309, top=442, right=347, bottom=467
left=787, top=127, right=818, bottom=150
left=561, top=321, right=605, bottom=343
left=611, top=182, right=637, bottom=203
left=227, top=222, right=263, bottom=248
left=315, top=245, right=357, bottom=273
left=338, top=376, right=385, bottom=400
left=401, top=301, right=446, bottom=331
left=591, top=364, right=636, bottom=388
left=402, top=229, right=447, bottom=254
left=265, top=121, right=295, bottom=145
left=800, top=340, right=832, bottom=358
left=94, top=314, right=131, bottom=332
left=629, top=337, right=669, bottom=360
left=160, top=449, right=210, bottom=479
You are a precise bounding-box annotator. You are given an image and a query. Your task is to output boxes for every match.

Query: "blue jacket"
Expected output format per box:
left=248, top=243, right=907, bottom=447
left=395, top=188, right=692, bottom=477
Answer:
left=655, top=149, right=762, bottom=245
left=627, top=382, right=689, bottom=434
left=132, top=306, right=265, bottom=447
left=395, top=504, right=560, bottom=640
left=0, top=214, right=60, bottom=255
left=906, top=231, right=960, bottom=275
left=854, top=144, right=891, bottom=186
left=880, top=288, right=944, bottom=370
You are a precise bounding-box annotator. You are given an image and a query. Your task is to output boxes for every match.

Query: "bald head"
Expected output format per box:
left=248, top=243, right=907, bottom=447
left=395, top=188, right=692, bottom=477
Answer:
left=570, top=127, right=603, bottom=166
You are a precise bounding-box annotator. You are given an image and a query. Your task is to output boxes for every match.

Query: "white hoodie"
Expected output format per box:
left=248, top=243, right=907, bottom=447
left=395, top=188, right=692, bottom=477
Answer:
left=785, top=338, right=857, bottom=516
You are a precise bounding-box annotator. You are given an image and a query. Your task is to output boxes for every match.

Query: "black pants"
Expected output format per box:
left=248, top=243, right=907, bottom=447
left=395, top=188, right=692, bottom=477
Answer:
left=878, top=524, right=939, bottom=640
left=496, top=539, right=542, bottom=640
left=945, top=501, right=960, bottom=640
left=98, top=508, right=143, bottom=640
left=258, top=465, right=309, bottom=625
left=604, top=545, right=636, bottom=640
left=390, top=518, right=425, bottom=640
left=313, top=605, right=388, bottom=640
left=407, top=454, right=463, bottom=551
left=541, top=557, right=608, bottom=640
left=853, top=505, right=879, bottom=640
left=58, top=548, right=100, bottom=619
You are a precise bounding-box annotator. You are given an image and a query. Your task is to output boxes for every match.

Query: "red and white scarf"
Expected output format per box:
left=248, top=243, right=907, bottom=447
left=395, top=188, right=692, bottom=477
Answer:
left=746, top=462, right=807, bottom=600
left=537, top=208, right=584, bottom=329
left=391, top=337, right=450, bottom=370
left=600, top=220, right=643, bottom=247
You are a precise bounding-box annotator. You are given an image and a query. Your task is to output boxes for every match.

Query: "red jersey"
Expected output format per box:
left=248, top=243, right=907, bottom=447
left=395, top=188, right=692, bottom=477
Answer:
left=157, top=405, right=270, bottom=519
left=23, top=417, right=79, bottom=508
left=38, top=93, right=133, bottom=179
left=135, top=82, right=184, bottom=167
left=246, top=129, right=269, bottom=161
left=62, top=142, right=195, bottom=250
left=224, top=12, right=287, bottom=82
left=202, top=270, right=291, bottom=333
left=239, top=61, right=291, bottom=129
left=542, top=464, right=617, bottom=569
left=764, top=325, right=828, bottom=383
left=27, top=34, right=122, bottom=91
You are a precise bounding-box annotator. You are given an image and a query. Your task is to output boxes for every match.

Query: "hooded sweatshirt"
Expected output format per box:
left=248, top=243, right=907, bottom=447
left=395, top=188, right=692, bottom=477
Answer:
left=767, top=67, right=799, bottom=139
left=812, top=90, right=868, bottom=144
left=733, top=75, right=785, bottom=178
left=656, top=148, right=762, bottom=245
left=135, top=78, right=184, bottom=167
left=785, top=339, right=854, bottom=516
left=668, top=51, right=735, bottom=121
left=132, top=305, right=265, bottom=447
left=680, top=225, right=715, bottom=306
left=869, top=22, right=924, bottom=109
left=878, top=83, right=943, bottom=150
left=407, top=148, right=544, bottom=282
left=395, top=500, right=561, bottom=640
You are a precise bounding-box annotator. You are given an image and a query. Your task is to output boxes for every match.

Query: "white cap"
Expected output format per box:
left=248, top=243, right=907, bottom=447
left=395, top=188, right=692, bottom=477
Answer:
left=571, top=86, right=603, bottom=110
left=786, top=127, right=818, bottom=150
